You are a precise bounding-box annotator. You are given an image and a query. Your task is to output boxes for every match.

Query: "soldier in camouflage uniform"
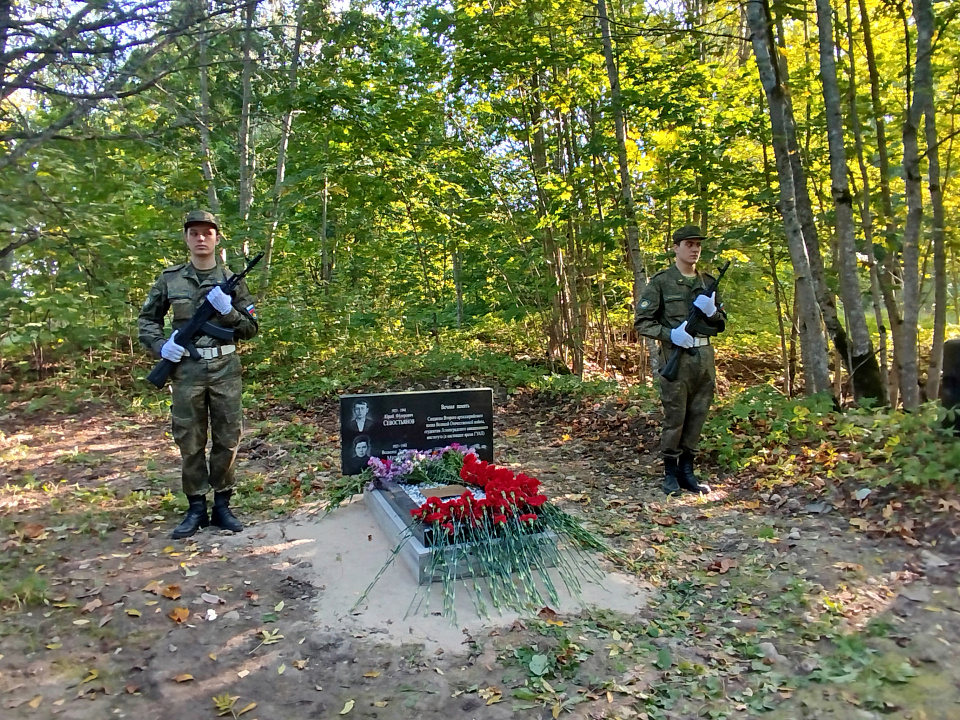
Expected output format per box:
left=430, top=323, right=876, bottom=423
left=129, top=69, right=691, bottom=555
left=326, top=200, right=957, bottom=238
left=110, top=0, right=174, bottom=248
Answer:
left=634, top=225, right=726, bottom=496
left=138, top=211, right=259, bottom=539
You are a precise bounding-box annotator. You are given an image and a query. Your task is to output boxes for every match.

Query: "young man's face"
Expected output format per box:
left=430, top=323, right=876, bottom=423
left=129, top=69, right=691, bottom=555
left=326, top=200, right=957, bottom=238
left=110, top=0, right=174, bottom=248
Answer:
left=674, top=238, right=702, bottom=266
left=354, top=402, right=368, bottom=419
left=184, top=223, right=218, bottom=260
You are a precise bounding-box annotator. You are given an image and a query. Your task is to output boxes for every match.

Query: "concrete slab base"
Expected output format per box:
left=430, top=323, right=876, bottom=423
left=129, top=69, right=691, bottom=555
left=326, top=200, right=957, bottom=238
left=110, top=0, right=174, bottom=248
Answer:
left=222, top=499, right=649, bottom=653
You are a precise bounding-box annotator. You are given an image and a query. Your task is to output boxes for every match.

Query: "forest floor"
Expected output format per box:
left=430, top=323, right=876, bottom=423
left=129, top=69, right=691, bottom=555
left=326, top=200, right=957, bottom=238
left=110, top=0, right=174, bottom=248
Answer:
left=1, top=385, right=959, bottom=720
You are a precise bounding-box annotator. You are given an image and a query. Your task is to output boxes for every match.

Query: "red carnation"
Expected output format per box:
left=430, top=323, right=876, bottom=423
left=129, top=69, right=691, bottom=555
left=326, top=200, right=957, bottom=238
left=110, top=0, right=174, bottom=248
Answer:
left=519, top=513, right=538, bottom=523
left=425, top=512, right=445, bottom=523
left=526, top=495, right=548, bottom=507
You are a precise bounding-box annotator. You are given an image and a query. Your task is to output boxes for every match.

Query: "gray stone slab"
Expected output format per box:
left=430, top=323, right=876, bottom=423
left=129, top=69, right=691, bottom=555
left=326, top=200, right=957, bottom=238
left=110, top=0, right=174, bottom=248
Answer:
left=364, top=487, right=557, bottom=585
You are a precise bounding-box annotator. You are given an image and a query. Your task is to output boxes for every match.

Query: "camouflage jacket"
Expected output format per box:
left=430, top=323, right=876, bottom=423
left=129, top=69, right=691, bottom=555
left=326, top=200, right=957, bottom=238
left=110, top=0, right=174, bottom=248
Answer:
left=634, top=264, right=726, bottom=346
left=138, top=261, right=259, bottom=358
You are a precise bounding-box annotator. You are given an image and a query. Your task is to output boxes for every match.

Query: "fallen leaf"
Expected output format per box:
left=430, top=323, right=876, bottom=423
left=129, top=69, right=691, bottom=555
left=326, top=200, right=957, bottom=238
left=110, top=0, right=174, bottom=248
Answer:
left=98, top=614, right=112, bottom=628
left=504, top=428, right=520, bottom=437
left=162, top=585, right=182, bottom=600
left=293, top=660, right=307, bottom=670
left=169, top=607, right=190, bottom=624
left=706, top=558, right=738, bottom=574
left=340, top=699, right=355, bottom=714
left=201, top=593, right=222, bottom=604
left=237, top=702, right=257, bottom=716
left=834, top=562, right=863, bottom=572
left=82, top=669, right=99, bottom=684
left=274, top=600, right=284, bottom=612
left=374, top=701, right=388, bottom=707
left=849, top=518, right=870, bottom=530
left=73, top=619, right=90, bottom=626
left=652, top=515, right=677, bottom=527
left=537, top=606, right=559, bottom=621
left=363, top=671, right=381, bottom=678
left=81, top=598, right=102, bottom=614
left=124, top=684, right=138, bottom=694
left=28, top=696, right=42, bottom=709
left=143, top=580, right=163, bottom=595
left=174, top=674, right=194, bottom=683
left=209, top=653, right=217, bottom=661
left=237, top=670, right=249, bottom=679
left=126, top=609, right=142, bottom=617
left=278, top=664, right=286, bottom=675
left=181, top=563, right=198, bottom=577
left=21, top=523, right=46, bottom=539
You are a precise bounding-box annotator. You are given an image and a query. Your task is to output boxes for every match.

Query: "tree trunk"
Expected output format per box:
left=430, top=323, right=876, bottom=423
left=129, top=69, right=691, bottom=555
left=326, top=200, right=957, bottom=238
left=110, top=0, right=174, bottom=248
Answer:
left=748, top=0, right=832, bottom=395
left=814, top=0, right=883, bottom=403
left=767, top=0, right=850, bottom=389
left=320, top=173, right=331, bottom=287
left=899, top=0, right=927, bottom=408
left=237, top=0, right=258, bottom=221
left=452, top=241, right=464, bottom=328
left=917, top=0, right=946, bottom=400
left=198, top=5, right=219, bottom=213
left=858, top=0, right=896, bottom=234
left=844, top=0, right=889, bottom=404
left=596, top=0, right=645, bottom=302
left=526, top=71, right=564, bottom=369
left=771, top=245, right=791, bottom=396
left=858, top=0, right=903, bottom=404
left=762, top=130, right=792, bottom=396
left=259, top=1, right=304, bottom=301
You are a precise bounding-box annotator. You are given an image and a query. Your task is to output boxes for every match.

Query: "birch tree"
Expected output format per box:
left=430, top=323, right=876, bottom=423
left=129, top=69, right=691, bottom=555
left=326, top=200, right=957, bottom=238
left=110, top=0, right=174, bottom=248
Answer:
left=814, top=0, right=883, bottom=403
left=259, top=1, right=304, bottom=299
left=237, top=0, right=258, bottom=221
left=747, top=0, right=832, bottom=395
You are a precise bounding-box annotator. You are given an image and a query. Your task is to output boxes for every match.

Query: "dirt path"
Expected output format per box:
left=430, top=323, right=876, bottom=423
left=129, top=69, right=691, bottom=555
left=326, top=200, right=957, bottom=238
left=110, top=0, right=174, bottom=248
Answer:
left=1, top=393, right=958, bottom=719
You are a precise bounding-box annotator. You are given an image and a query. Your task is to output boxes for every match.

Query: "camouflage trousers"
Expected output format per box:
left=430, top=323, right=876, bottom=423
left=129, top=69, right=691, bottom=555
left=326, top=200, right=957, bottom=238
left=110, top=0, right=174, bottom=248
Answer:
left=170, top=353, right=243, bottom=496
left=657, top=345, right=716, bottom=458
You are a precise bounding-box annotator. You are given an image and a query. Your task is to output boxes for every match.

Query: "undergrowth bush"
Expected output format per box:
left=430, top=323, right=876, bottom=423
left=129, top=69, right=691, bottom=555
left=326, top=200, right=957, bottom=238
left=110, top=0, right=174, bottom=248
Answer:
left=702, top=384, right=960, bottom=489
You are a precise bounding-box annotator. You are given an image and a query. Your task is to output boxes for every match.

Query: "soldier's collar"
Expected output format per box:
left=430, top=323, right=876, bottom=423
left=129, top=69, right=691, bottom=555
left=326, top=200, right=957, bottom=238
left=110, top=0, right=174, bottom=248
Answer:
left=184, top=261, right=225, bottom=282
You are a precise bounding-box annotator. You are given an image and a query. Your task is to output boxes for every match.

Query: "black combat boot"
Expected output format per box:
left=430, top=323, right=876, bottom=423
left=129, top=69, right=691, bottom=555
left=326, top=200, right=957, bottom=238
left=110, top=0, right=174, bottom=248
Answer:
left=211, top=490, right=243, bottom=532
left=678, top=451, right=710, bottom=494
left=172, top=495, right=209, bottom=539
left=662, top=456, right=681, bottom=497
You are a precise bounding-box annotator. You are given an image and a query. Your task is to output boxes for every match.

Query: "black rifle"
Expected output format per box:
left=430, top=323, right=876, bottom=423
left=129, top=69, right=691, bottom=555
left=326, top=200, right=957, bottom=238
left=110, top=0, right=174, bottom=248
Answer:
left=146, top=252, right=264, bottom=388
left=659, top=259, right=731, bottom=383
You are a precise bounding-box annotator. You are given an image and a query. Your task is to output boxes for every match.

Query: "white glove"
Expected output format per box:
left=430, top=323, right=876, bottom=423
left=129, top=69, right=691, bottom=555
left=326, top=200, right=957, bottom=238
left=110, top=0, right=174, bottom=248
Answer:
left=206, top=286, right=233, bottom=315
left=670, top=321, right=695, bottom=349
left=161, top=330, right=186, bottom=362
left=693, top=292, right=718, bottom=318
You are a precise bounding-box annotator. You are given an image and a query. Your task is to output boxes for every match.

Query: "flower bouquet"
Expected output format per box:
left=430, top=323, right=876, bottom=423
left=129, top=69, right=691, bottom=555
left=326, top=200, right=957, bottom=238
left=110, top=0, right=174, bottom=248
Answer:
left=356, top=446, right=616, bottom=621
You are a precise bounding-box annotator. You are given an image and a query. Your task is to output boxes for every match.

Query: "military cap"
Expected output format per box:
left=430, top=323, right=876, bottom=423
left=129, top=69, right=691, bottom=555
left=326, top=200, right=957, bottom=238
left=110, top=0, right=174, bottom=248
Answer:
left=183, top=209, right=219, bottom=230
left=672, top=225, right=705, bottom=243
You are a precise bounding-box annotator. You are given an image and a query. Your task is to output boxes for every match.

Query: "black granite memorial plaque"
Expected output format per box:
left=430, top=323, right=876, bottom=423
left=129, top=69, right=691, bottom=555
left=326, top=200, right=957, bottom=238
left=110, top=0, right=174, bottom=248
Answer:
left=339, top=388, right=494, bottom=475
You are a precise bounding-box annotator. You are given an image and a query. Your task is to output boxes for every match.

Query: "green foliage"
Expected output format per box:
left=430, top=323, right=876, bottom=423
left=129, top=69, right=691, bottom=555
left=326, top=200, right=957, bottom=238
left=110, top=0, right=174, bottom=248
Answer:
left=702, top=384, right=960, bottom=491
left=0, top=573, right=48, bottom=610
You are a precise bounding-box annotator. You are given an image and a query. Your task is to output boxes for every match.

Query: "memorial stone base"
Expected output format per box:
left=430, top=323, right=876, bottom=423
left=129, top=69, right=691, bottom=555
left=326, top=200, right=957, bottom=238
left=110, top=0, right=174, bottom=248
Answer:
left=364, top=484, right=558, bottom=586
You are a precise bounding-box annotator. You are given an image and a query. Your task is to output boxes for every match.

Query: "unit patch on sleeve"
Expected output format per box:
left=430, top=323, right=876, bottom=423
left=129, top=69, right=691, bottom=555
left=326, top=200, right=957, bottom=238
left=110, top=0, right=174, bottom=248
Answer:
left=245, top=303, right=257, bottom=319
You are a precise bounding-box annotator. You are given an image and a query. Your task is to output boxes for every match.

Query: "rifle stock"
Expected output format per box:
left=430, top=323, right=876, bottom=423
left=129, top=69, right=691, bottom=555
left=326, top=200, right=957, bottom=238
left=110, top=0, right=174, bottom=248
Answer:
left=659, top=260, right=731, bottom=383
left=145, top=252, right=264, bottom=389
